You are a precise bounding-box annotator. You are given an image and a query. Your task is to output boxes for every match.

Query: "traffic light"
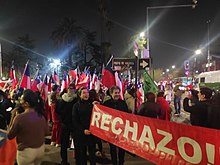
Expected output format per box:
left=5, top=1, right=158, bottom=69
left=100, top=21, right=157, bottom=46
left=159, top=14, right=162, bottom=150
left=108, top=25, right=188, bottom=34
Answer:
left=184, top=60, right=190, bottom=70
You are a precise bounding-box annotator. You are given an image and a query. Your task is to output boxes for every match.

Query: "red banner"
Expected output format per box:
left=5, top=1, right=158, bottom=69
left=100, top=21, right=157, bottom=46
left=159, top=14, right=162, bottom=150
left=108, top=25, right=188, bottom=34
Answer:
left=90, top=104, right=220, bottom=165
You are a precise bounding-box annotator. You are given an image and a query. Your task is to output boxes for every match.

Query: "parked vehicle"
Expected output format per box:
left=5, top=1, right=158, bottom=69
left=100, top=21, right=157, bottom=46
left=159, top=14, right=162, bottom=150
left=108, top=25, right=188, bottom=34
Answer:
left=195, top=70, right=220, bottom=92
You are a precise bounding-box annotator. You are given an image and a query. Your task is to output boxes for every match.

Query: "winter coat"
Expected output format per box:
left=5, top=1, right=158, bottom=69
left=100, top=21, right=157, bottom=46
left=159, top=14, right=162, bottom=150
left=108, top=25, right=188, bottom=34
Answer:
left=183, top=98, right=210, bottom=127
left=103, top=98, right=129, bottom=113
left=207, top=93, right=220, bottom=129
left=156, top=97, right=171, bottom=121
left=72, top=99, right=97, bottom=144
left=138, top=102, right=162, bottom=119
left=56, top=92, right=78, bottom=127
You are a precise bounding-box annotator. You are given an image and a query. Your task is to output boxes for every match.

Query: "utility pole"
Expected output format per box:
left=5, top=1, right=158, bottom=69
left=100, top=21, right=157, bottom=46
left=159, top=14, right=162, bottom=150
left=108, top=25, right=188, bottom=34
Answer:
left=0, top=43, right=2, bottom=78
left=207, top=20, right=211, bottom=71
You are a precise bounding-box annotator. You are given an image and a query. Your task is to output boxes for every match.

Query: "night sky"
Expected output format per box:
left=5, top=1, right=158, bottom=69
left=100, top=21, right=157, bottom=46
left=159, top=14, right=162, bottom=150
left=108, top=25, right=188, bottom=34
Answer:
left=0, top=0, right=220, bottom=69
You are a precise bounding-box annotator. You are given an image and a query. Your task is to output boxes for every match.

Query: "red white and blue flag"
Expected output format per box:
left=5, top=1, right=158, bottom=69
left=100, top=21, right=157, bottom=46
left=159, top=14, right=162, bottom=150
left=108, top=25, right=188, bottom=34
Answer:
left=48, top=74, right=55, bottom=92
left=19, top=62, right=31, bottom=89
left=41, top=74, right=48, bottom=101
left=61, top=72, right=69, bottom=92
left=10, top=62, right=18, bottom=90
left=114, top=71, right=124, bottom=100
left=90, top=70, right=97, bottom=90
left=31, top=70, right=41, bottom=92
left=102, top=62, right=116, bottom=89
left=53, top=71, right=60, bottom=85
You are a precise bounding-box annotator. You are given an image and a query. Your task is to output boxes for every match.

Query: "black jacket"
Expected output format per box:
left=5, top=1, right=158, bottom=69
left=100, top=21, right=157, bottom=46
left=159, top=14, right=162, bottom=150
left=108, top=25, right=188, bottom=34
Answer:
left=138, top=102, right=161, bottom=119
left=72, top=99, right=97, bottom=144
left=57, top=92, right=78, bottom=127
left=183, top=98, right=209, bottom=127
left=103, top=98, right=129, bottom=113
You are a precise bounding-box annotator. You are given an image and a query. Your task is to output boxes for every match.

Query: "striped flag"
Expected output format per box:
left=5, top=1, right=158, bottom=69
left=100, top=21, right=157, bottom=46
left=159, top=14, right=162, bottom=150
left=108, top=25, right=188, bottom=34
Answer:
left=115, top=72, right=124, bottom=100
left=61, top=72, right=69, bottom=92
left=90, top=70, right=97, bottom=90
left=53, top=71, right=60, bottom=85
left=31, top=70, right=41, bottom=92
left=10, top=62, right=18, bottom=90
left=48, top=74, right=55, bottom=92
left=19, top=61, right=31, bottom=89
left=41, top=74, right=48, bottom=101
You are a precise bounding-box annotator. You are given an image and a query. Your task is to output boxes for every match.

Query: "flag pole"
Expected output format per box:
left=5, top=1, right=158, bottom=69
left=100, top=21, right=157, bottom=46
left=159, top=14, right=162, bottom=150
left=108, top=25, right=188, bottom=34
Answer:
left=106, top=55, right=114, bottom=66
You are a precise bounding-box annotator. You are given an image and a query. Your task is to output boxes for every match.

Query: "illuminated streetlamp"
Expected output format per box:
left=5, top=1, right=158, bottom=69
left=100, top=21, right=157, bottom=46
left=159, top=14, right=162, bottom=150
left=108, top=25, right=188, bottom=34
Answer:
left=195, top=49, right=202, bottom=55
left=207, top=20, right=211, bottom=71
left=140, top=32, right=145, bottom=38
left=172, top=65, right=175, bottom=69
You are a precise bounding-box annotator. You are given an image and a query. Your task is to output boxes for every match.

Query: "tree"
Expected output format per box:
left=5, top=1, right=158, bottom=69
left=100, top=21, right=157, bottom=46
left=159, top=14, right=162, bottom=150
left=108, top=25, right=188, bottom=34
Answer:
left=3, top=34, right=38, bottom=78
left=97, top=0, right=114, bottom=64
left=51, top=17, right=84, bottom=67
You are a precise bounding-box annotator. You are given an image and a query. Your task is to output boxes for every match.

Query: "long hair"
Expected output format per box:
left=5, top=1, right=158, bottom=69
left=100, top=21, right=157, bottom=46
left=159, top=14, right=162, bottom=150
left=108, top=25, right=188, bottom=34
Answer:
left=22, top=89, right=45, bottom=117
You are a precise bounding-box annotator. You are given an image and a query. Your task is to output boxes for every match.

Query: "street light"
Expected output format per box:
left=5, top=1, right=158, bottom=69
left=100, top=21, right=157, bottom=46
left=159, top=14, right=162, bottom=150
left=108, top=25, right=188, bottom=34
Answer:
left=140, top=32, right=145, bottom=38
left=193, top=49, right=202, bottom=75
left=195, top=49, right=202, bottom=55
left=172, top=65, right=175, bottom=69
left=207, top=20, right=211, bottom=71
left=146, top=2, right=197, bottom=79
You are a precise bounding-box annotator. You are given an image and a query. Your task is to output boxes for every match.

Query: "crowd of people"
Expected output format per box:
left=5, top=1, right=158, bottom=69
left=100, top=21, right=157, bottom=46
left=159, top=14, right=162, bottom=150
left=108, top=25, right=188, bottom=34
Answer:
left=0, top=80, right=220, bottom=165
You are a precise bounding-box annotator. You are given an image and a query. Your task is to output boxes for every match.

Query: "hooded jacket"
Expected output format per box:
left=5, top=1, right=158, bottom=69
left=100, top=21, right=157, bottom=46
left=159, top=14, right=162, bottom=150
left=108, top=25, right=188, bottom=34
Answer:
left=57, top=92, right=78, bottom=127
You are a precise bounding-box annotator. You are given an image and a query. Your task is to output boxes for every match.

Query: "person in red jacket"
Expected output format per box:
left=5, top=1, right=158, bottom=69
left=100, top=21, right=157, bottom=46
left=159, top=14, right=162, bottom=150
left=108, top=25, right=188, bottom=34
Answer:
left=50, top=85, right=62, bottom=147
left=156, top=92, right=171, bottom=121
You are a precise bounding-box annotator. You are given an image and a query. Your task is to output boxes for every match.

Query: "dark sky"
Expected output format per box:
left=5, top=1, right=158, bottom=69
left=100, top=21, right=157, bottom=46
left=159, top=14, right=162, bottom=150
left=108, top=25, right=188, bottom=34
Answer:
left=0, top=0, right=220, bottom=69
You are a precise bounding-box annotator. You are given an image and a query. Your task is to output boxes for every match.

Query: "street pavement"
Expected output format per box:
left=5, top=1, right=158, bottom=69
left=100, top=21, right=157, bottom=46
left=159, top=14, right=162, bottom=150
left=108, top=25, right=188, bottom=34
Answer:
left=41, top=141, right=155, bottom=165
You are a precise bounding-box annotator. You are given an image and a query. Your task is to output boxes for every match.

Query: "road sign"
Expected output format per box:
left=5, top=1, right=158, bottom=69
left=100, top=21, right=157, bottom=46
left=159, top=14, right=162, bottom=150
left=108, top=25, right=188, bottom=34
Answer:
left=139, top=58, right=150, bottom=70
left=112, top=58, right=136, bottom=71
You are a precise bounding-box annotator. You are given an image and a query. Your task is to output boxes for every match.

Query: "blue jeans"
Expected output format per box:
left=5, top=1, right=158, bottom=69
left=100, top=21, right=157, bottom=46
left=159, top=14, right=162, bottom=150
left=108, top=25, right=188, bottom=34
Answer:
left=174, top=96, right=181, bottom=114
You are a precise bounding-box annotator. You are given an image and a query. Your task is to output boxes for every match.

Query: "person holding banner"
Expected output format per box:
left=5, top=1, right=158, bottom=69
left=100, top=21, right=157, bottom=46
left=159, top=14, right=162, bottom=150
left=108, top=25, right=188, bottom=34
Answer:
left=72, top=86, right=97, bottom=165
left=103, top=86, right=129, bottom=165
left=7, top=89, right=49, bottom=165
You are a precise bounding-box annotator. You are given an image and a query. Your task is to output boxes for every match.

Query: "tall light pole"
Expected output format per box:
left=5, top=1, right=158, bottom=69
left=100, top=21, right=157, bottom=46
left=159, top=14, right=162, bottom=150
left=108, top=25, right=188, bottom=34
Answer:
left=0, top=43, right=2, bottom=78
left=207, top=20, right=211, bottom=71
left=146, top=2, right=197, bottom=79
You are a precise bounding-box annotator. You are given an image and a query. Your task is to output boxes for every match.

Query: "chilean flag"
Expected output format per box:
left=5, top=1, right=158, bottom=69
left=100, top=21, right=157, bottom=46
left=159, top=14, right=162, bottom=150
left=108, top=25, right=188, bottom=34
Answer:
left=41, top=74, right=48, bottom=101
left=75, top=72, right=90, bottom=89
left=20, top=62, right=31, bottom=89
left=48, top=75, right=55, bottom=92
left=69, top=68, right=78, bottom=80
left=102, top=62, right=116, bottom=89
left=10, top=63, right=18, bottom=90
left=115, top=72, right=124, bottom=100
left=53, top=71, right=60, bottom=85
left=61, top=72, right=69, bottom=92
left=137, top=82, right=144, bottom=110
left=90, top=71, right=97, bottom=90
left=31, top=70, right=41, bottom=92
